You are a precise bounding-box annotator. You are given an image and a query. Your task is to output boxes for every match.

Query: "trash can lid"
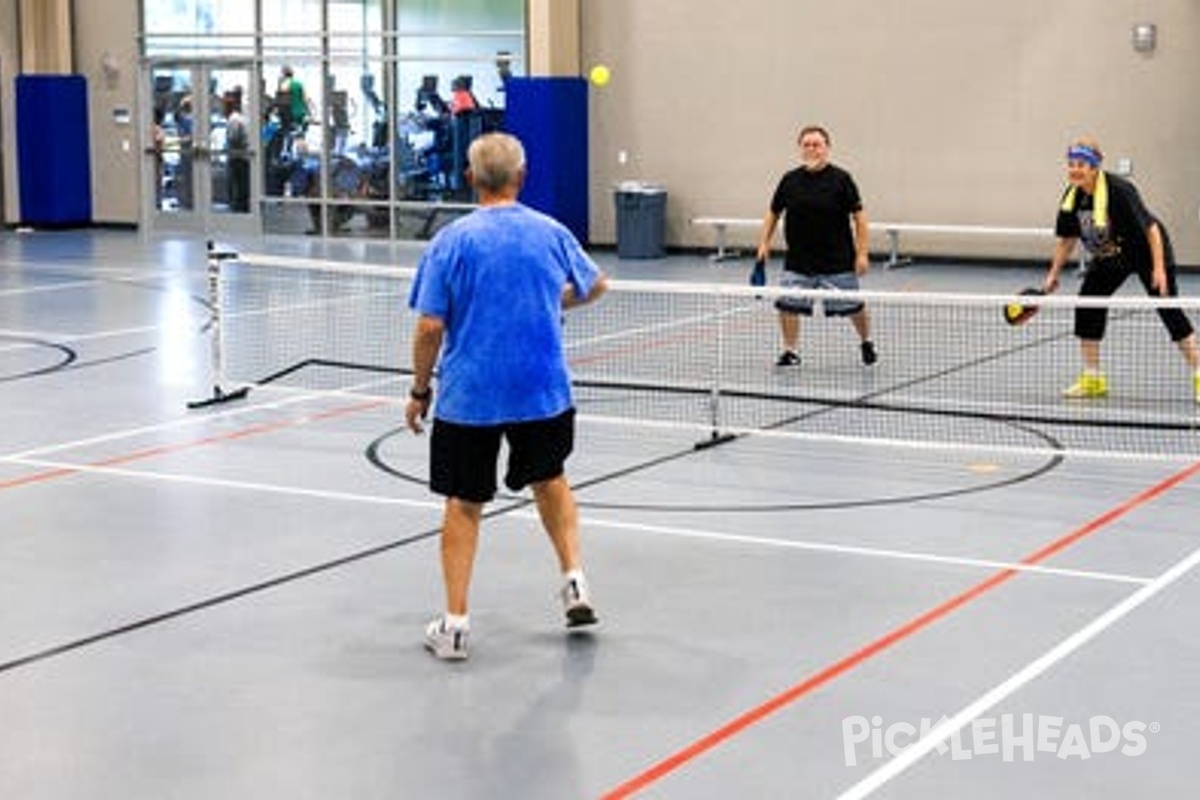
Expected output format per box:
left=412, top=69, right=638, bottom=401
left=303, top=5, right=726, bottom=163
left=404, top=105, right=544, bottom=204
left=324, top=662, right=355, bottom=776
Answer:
left=615, top=180, right=666, bottom=194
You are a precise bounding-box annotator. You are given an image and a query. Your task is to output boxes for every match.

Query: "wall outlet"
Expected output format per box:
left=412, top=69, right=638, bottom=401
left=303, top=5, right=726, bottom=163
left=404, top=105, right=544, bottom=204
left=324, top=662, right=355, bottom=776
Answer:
left=1115, top=157, right=1133, bottom=175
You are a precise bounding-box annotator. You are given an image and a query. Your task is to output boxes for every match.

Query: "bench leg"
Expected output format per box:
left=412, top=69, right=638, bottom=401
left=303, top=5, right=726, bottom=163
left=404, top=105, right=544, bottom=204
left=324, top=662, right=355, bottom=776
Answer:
left=709, top=223, right=744, bottom=262
left=882, top=229, right=912, bottom=269
left=710, top=223, right=729, bottom=261
left=886, top=230, right=900, bottom=269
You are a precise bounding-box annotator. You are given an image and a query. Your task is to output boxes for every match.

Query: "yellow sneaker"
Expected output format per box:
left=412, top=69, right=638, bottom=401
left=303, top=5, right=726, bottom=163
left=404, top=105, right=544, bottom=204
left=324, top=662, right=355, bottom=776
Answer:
left=1063, top=372, right=1108, bottom=399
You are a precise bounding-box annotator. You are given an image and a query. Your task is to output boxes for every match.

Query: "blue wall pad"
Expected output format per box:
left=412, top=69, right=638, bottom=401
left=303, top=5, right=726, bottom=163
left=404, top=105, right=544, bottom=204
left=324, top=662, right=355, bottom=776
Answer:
left=503, top=77, right=588, bottom=243
left=16, top=74, right=93, bottom=226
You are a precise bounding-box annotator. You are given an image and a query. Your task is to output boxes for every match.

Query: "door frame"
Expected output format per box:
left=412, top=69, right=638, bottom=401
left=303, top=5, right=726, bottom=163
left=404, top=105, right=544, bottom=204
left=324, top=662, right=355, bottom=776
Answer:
left=141, top=58, right=261, bottom=238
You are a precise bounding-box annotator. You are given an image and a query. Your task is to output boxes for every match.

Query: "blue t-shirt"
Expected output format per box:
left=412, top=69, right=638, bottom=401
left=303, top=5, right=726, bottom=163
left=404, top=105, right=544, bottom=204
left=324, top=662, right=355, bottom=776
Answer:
left=408, top=203, right=601, bottom=425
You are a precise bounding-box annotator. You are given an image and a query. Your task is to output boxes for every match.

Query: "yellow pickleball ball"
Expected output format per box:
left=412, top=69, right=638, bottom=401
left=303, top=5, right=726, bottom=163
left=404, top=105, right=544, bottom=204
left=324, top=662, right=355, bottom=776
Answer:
left=589, top=64, right=611, bottom=87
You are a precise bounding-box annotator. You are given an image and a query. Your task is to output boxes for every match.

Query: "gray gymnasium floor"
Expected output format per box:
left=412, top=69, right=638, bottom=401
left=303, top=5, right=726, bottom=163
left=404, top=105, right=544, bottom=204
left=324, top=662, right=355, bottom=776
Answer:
left=2, top=229, right=1199, bottom=799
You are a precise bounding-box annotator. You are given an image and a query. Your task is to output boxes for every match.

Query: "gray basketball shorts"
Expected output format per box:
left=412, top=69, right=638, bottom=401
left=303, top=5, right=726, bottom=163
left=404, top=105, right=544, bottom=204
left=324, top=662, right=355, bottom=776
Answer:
left=774, top=271, right=865, bottom=317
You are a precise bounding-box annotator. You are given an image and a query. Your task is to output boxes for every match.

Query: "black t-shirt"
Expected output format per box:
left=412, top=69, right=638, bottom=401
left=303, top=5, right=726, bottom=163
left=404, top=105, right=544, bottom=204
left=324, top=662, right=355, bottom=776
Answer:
left=770, top=164, right=862, bottom=275
left=1055, top=172, right=1157, bottom=268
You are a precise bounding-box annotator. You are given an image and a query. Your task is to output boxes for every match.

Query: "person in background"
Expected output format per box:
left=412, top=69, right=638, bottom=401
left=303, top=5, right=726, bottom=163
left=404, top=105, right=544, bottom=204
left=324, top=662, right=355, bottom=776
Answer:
left=756, top=124, right=876, bottom=368
left=1043, top=136, right=1200, bottom=403
left=151, top=106, right=166, bottom=210
left=495, top=51, right=514, bottom=87
left=223, top=88, right=250, bottom=213
left=276, top=65, right=310, bottom=132
left=450, top=75, right=478, bottom=114
left=173, top=97, right=195, bottom=210
left=406, top=132, right=608, bottom=662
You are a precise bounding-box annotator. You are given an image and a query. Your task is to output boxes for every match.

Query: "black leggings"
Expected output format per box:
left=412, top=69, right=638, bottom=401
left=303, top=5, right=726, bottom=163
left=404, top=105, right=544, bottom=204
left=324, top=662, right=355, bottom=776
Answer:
left=1075, top=231, right=1195, bottom=343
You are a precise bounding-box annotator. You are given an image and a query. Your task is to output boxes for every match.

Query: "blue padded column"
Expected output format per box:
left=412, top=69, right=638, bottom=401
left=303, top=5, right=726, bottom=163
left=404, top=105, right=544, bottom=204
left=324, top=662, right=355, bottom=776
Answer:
left=503, top=76, right=588, bottom=243
left=16, top=74, right=93, bottom=226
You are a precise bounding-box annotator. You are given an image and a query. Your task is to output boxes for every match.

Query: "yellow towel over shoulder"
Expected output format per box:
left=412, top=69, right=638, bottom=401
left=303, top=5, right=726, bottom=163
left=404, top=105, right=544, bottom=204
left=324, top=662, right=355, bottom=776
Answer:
left=1060, top=171, right=1108, bottom=230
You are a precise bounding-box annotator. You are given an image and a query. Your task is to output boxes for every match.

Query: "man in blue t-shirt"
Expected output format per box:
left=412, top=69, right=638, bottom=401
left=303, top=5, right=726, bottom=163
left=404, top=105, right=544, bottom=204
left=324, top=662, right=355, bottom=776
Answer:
left=406, top=132, right=608, bottom=661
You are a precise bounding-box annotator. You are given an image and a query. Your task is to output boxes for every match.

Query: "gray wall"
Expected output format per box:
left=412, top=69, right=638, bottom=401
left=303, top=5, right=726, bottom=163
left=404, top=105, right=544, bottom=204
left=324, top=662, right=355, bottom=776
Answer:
left=5, top=0, right=1198, bottom=266
left=74, top=0, right=140, bottom=225
left=0, top=0, right=138, bottom=226
left=582, top=0, right=1200, bottom=265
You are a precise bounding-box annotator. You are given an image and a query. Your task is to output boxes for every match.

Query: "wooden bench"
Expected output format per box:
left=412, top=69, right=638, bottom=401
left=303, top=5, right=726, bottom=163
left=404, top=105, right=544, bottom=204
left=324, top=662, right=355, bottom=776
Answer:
left=690, top=216, right=1059, bottom=267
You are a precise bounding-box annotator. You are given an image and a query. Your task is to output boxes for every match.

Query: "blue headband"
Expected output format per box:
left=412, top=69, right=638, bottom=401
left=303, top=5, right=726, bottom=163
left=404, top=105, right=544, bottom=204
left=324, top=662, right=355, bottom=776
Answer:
left=1066, top=145, right=1102, bottom=167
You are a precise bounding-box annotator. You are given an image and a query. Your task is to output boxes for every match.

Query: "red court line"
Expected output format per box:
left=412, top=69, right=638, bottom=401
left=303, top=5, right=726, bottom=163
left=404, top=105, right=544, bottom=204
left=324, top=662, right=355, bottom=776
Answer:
left=601, top=458, right=1200, bottom=799
left=0, top=399, right=388, bottom=492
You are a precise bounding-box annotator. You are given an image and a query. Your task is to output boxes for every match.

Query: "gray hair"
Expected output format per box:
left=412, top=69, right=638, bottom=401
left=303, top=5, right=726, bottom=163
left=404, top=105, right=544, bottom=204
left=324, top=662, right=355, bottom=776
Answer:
left=467, top=133, right=526, bottom=193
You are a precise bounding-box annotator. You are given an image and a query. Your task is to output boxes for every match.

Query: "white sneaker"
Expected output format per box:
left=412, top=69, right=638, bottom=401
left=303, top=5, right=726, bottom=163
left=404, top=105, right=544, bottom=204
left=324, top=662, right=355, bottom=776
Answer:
left=424, top=616, right=469, bottom=661
left=561, top=574, right=598, bottom=628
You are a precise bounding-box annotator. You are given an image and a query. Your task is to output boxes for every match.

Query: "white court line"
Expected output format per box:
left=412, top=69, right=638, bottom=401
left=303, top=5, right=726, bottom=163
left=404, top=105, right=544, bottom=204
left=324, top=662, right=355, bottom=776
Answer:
left=565, top=302, right=757, bottom=351
left=5, top=448, right=1149, bottom=588
left=0, top=363, right=1160, bottom=589
left=0, top=323, right=177, bottom=343
left=221, top=288, right=403, bottom=323
left=10, top=457, right=444, bottom=513
left=0, top=272, right=206, bottom=341
left=0, top=381, right=398, bottom=462
left=576, top=518, right=1152, bottom=586
left=835, top=541, right=1200, bottom=799
left=0, top=280, right=97, bottom=298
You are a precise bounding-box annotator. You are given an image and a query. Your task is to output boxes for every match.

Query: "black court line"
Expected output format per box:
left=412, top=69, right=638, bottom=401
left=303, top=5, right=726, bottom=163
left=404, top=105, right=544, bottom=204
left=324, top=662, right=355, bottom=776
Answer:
left=0, top=267, right=221, bottom=382
left=0, top=335, right=78, bottom=381
left=0, top=432, right=731, bottom=677
left=364, top=421, right=1066, bottom=513
left=576, top=324, right=1198, bottom=434
left=9, top=309, right=1131, bottom=676
left=0, top=528, right=441, bottom=675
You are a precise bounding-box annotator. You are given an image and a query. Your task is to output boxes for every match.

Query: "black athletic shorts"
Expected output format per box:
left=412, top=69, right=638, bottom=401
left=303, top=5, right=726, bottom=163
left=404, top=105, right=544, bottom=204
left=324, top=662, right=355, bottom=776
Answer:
left=429, top=408, right=575, bottom=503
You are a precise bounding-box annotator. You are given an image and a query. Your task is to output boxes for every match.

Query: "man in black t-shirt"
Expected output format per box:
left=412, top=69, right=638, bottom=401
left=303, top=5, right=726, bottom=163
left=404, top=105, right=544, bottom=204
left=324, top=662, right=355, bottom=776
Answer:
left=756, top=125, right=875, bottom=367
left=1043, top=137, right=1199, bottom=402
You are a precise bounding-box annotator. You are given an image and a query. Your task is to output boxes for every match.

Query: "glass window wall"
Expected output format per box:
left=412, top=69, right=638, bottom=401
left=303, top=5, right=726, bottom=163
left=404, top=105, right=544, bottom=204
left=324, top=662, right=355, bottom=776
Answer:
left=142, top=0, right=524, bottom=240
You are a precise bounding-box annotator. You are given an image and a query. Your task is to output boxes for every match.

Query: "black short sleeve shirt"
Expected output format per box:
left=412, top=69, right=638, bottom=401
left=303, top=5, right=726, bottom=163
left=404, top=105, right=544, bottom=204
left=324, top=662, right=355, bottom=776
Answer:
left=771, top=164, right=862, bottom=275
left=1055, top=172, right=1156, bottom=266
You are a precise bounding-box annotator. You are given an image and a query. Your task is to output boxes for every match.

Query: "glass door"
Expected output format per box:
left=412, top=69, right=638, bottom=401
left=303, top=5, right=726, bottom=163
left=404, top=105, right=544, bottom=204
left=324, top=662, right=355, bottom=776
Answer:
left=144, top=60, right=259, bottom=236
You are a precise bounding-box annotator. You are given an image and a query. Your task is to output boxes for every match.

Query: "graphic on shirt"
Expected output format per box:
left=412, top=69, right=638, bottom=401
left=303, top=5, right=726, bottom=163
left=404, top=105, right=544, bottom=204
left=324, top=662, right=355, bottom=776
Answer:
left=1075, top=207, right=1119, bottom=258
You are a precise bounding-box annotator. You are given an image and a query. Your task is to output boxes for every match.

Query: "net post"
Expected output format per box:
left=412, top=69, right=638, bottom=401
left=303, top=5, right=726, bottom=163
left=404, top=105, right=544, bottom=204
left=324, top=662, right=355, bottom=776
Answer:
left=694, top=289, right=737, bottom=450
left=187, top=241, right=251, bottom=409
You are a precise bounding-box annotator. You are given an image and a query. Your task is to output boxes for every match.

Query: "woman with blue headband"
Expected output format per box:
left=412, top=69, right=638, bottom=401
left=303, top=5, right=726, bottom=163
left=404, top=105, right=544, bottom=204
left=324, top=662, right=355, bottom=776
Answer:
left=1042, top=136, right=1200, bottom=402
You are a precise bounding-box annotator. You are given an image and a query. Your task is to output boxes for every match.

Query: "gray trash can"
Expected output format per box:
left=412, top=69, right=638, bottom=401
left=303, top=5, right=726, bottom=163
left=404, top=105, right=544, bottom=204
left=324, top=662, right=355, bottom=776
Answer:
left=614, top=182, right=667, bottom=259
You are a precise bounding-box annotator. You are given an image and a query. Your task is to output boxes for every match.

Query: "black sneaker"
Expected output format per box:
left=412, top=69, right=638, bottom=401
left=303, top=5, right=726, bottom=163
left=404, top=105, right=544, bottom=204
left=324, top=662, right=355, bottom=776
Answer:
left=860, top=341, right=877, bottom=366
left=775, top=350, right=800, bottom=367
